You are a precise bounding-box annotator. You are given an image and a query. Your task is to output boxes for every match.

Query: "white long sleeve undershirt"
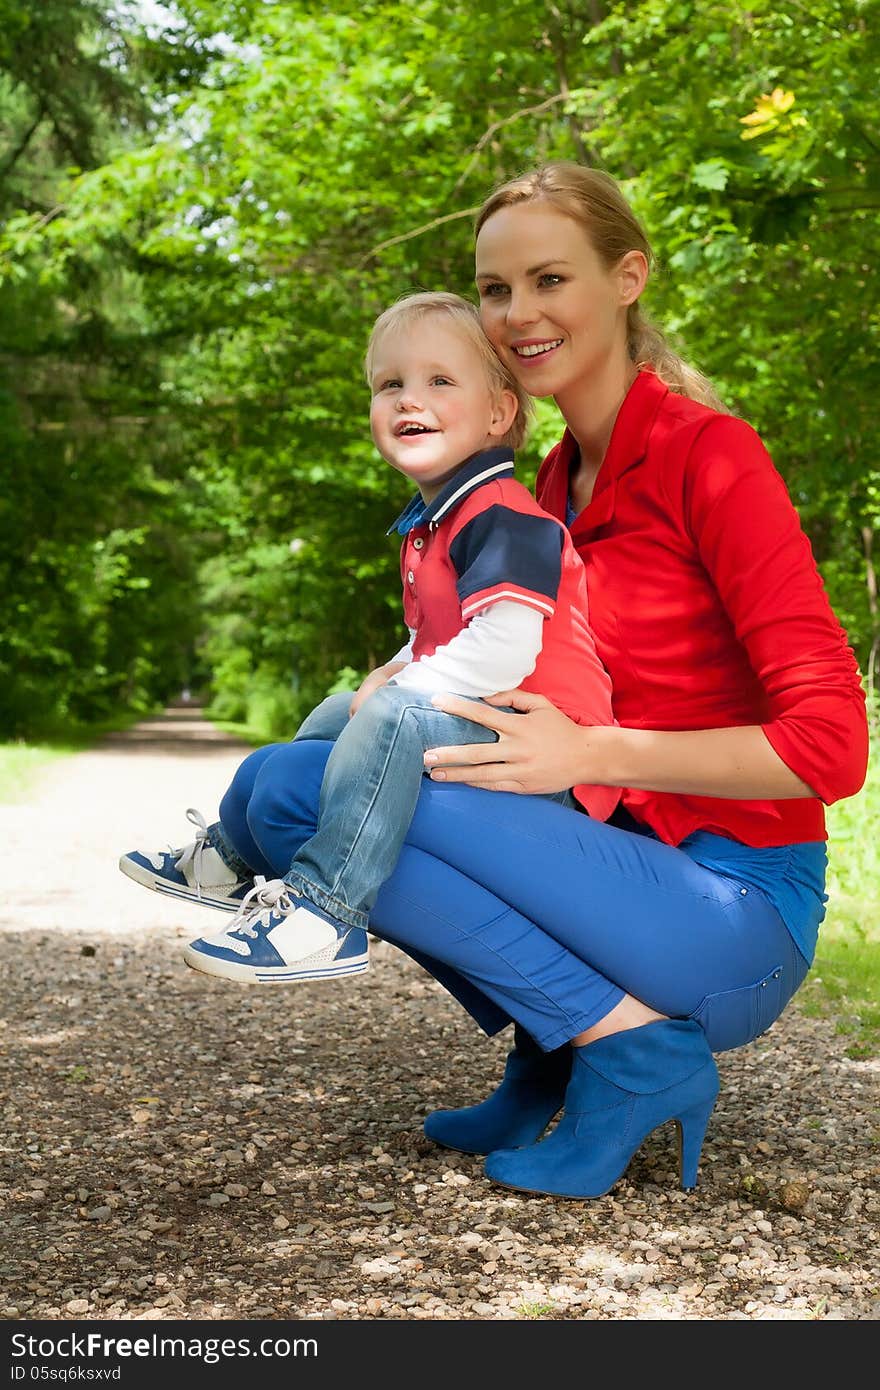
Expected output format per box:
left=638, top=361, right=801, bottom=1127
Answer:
left=388, top=600, right=544, bottom=698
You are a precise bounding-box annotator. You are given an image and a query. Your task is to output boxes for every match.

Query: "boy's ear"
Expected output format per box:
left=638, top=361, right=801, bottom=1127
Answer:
left=488, top=388, right=520, bottom=439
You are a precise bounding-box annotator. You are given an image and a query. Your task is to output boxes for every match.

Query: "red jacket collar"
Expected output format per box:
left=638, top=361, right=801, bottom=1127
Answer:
left=538, top=370, right=669, bottom=537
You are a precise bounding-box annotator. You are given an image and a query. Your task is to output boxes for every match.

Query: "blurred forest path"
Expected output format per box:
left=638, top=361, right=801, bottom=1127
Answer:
left=0, top=710, right=252, bottom=937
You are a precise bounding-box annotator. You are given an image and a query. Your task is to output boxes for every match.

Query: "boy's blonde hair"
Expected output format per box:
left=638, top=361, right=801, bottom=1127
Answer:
left=364, top=290, right=532, bottom=450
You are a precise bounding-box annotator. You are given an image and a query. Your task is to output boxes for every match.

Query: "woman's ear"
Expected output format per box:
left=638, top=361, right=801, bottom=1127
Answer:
left=488, top=387, right=520, bottom=438
left=617, top=249, right=649, bottom=306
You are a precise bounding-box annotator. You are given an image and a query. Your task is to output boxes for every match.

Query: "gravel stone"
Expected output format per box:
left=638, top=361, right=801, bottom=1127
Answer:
left=1, top=710, right=877, bottom=1322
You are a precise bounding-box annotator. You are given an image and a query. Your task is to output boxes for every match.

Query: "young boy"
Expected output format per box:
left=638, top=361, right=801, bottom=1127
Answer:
left=120, top=292, right=619, bottom=983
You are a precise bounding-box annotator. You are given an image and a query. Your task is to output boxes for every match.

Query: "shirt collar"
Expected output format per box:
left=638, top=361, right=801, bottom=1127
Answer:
left=558, top=370, right=669, bottom=539
left=387, top=447, right=515, bottom=536
left=557, top=369, right=668, bottom=492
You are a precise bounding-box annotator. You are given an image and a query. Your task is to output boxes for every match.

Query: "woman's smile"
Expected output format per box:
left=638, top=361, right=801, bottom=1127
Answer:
left=511, top=338, right=564, bottom=362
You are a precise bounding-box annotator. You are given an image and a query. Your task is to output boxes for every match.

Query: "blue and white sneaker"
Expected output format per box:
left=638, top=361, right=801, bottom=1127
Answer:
left=182, top=876, right=370, bottom=984
left=119, top=808, right=253, bottom=913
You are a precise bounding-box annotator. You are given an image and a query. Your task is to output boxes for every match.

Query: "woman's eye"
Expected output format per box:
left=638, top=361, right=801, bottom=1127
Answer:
left=539, top=273, right=562, bottom=288
left=479, top=282, right=507, bottom=298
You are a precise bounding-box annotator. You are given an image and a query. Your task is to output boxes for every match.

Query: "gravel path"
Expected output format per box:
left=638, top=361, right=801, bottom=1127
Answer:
left=1, top=710, right=877, bottom=1322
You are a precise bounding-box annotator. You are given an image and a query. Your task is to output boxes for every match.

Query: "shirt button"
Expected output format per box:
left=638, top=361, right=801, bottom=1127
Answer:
left=407, top=570, right=415, bottom=584
left=412, top=537, right=424, bottom=549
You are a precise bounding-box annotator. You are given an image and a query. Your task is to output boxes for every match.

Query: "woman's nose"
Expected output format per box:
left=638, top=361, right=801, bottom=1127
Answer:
left=506, top=289, right=538, bottom=328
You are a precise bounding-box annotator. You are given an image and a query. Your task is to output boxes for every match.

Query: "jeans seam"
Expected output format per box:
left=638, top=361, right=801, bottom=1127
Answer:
left=323, top=698, right=415, bottom=899
left=323, top=698, right=492, bottom=902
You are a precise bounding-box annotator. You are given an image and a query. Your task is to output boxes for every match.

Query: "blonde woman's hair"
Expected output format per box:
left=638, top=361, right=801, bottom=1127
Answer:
left=365, top=290, right=533, bottom=449
left=476, top=162, right=725, bottom=412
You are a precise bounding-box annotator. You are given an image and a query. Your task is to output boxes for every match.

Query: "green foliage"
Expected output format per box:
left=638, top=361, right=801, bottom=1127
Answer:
left=0, top=0, right=876, bottom=1053
left=0, top=0, right=208, bottom=733
left=1, top=0, right=878, bottom=747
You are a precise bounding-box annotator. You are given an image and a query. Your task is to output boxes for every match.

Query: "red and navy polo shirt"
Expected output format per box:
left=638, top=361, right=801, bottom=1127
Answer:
left=388, top=447, right=620, bottom=821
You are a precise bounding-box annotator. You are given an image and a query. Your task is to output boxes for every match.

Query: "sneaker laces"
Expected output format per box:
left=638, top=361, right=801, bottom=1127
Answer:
left=224, top=876, right=294, bottom=939
left=173, top=808, right=212, bottom=900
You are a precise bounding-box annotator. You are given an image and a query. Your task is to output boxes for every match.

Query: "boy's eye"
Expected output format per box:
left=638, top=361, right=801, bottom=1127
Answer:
left=431, top=375, right=453, bottom=386
left=377, top=378, right=401, bottom=391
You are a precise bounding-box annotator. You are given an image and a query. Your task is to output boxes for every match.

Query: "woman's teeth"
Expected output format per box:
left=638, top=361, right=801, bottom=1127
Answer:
left=514, top=340, right=563, bottom=357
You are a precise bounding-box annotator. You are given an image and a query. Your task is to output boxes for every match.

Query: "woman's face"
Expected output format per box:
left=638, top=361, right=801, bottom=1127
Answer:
left=475, top=201, right=642, bottom=401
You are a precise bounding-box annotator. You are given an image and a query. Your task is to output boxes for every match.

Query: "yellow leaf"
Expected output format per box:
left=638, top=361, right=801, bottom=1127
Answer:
left=739, top=87, right=796, bottom=133
left=768, top=87, right=796, bottom=113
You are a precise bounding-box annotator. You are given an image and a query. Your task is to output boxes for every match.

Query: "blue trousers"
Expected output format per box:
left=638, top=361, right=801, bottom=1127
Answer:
left=216, top=735, right=808, bottom=1054
left=275, top=689, right=573, bottom=930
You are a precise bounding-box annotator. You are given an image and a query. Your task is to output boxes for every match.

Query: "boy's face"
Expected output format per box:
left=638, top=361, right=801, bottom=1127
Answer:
left=369, top=319, right=517, bottom=502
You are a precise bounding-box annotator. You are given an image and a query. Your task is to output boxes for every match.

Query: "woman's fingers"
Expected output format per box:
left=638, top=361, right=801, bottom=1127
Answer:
left=423, top=690, right=597, bottom=795
left=424, top=740, right=508, bottom=769
left=423, top=691, right=525, bottom=771
left=429, top=763, right=524, bottom=789
left=482, top=689, right=551, bottom=713
left=427, top=693, right=518, bottom=733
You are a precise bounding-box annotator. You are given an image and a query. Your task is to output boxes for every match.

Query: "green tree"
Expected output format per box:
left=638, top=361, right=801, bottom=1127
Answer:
left=2, top=0, right=875, bottom=736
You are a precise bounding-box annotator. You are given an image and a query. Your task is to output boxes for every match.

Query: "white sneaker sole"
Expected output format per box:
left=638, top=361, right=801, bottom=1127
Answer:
left=181, top=942, right=370, bottom=984
left=118, top=854, right=245, bottom=913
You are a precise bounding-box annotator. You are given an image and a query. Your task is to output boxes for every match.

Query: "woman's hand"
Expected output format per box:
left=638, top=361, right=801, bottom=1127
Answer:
left=423, top=689, right=821, bottom=799
left=349, top=662, right=408, bottom=717
left=424, top=688, right=601, bottom=794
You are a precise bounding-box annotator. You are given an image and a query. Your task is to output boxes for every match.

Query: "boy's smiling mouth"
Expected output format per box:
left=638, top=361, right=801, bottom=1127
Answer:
left=395, top=421, right=438, bottom=437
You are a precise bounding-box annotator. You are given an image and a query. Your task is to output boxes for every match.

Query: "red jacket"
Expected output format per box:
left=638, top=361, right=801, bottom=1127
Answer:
left=535, top=370, right=869, bottom=846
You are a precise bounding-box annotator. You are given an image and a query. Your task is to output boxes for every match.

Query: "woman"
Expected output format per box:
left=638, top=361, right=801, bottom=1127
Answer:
left=124, top=163, right=868, bottom=1199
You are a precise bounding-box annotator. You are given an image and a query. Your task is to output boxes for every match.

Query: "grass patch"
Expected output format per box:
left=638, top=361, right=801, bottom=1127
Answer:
left=0, top=743, right=73, bottom=802
left=515, top=1301, right=556, bottom=1319
left=0, top=708, right=158, bottom=803
left=801, top=743, right=880, bottom=1058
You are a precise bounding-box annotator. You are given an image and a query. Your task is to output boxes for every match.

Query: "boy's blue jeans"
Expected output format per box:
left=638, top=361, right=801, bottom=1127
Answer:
left=226, top=686, right=573, bottom=930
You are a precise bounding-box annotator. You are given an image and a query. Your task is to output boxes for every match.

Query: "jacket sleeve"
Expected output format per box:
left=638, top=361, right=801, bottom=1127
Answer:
left=677, top=415, right=869, bottom=804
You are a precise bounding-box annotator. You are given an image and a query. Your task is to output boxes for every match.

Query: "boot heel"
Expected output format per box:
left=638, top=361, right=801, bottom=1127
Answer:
left=484, top=1020, right=720, bottom=1201
left=675, top=1096, right=716, bottom=1189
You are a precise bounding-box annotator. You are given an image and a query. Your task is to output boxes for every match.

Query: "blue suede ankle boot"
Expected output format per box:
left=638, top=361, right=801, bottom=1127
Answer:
left=484, top=1019, right=719, bottom=1198
left=423, top=1025, right=571, bottom=1155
